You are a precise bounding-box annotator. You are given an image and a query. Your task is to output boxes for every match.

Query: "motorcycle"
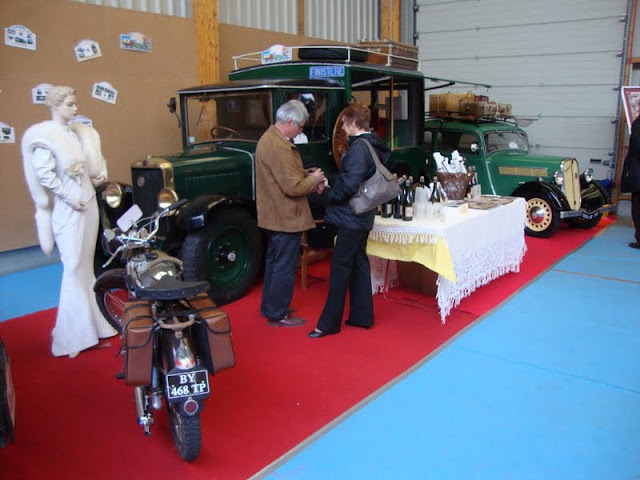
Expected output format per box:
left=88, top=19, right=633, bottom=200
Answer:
left=93, top=200, right=235, bottom=461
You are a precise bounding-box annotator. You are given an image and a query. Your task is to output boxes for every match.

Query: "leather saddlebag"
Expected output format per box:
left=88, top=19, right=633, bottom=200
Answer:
left=189, top=295, right=236, bottom=375
left=122, top=301, right=154, bottom=386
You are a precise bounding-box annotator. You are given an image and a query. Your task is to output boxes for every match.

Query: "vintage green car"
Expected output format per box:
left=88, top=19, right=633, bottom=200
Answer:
left=96, top=45, right=456, bottom=305
left=423, top=117, right=615, bottom=237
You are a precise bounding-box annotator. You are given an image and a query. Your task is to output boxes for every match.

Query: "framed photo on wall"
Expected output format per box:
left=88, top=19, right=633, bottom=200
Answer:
left=621, top=86, right=640, bottom=132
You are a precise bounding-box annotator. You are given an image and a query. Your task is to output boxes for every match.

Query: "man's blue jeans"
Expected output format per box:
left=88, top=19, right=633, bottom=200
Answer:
left=260, top=230, right=302, bottom=321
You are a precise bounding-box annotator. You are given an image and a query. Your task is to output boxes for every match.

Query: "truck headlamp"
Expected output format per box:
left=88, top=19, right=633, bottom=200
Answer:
left=582, top=168, right=594, bottom=183
left=158, top=188, right=179, bottom=210
left=104, top=182, right=124, bottom=208
left=553, top=170, right=564, bottom=186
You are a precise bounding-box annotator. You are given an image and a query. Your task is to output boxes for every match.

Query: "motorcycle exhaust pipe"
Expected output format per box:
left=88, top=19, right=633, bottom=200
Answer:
left=134, top=386, right=153, bottom=435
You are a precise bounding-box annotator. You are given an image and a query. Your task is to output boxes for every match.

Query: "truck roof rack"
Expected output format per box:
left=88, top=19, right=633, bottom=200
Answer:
left=232, top=44, right=419, bottom=71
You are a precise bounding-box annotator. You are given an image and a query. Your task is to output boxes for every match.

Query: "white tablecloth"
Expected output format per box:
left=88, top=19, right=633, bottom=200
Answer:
left=367, top=197, right=527, bottom=322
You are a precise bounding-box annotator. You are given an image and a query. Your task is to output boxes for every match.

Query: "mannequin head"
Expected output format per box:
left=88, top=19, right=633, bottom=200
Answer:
left=45, top=86, right=78, bottom=125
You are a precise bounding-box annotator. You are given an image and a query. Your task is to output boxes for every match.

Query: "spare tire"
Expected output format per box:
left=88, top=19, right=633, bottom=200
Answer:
left=299, top=46, right=368, bottom=63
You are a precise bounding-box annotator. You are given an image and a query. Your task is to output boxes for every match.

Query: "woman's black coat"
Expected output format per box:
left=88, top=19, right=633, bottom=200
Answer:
left=321, top=132, right=390, bottom=231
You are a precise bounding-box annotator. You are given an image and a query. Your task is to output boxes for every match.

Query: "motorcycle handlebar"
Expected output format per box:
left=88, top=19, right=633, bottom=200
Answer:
left=164, top=198, right=188, bottom=213
left=102, top=199, right=188, bottom=268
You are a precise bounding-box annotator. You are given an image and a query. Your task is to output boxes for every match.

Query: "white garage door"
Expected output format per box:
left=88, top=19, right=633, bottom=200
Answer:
left=415, top=0, right=631, bottom=180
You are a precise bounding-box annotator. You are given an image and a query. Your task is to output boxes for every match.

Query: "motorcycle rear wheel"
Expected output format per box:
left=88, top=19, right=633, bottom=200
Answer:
left=94, top=268, right=128, bottom=334
left=167, top=403, right=201, bottom=461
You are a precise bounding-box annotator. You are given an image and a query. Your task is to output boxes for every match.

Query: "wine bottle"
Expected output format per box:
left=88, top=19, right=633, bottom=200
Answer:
left=467, top=166, right=476, bottom=198
left=430, top=176, right=441, bottom=203
left=393, top=177, right=404, bottom=219
left=381, top=198, right=393, bottom=218
left=403, top=177, right=414, bottom=221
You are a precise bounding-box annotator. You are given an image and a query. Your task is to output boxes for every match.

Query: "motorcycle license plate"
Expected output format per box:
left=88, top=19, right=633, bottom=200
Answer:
left=166, top=369, right=210, bottom=402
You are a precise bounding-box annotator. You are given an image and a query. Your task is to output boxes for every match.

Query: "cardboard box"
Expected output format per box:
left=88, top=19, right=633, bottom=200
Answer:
left=396, top=260, right=438, bottom=296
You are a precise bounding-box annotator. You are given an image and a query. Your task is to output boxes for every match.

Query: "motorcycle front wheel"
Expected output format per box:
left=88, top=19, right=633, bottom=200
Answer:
left=167, top=402, right=201, bottom=461
left=94, top=268, right=128, bottom=334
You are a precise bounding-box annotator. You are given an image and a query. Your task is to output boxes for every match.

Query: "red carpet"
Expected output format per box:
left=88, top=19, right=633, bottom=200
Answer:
left=0, top=219, right=612, bottom=480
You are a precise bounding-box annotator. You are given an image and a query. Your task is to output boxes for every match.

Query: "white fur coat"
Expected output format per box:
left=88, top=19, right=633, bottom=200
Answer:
left=21, top=121, right=107, bottom=255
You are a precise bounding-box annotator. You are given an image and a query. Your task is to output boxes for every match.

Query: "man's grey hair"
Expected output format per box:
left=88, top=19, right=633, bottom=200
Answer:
left=275, top=100, right=309, bottom=125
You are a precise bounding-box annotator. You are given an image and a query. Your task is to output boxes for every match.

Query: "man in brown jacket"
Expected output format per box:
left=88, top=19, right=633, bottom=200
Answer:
left=256, top=100, right=326, bottom=326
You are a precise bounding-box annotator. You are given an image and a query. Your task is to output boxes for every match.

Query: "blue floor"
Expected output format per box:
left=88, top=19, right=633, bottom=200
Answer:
left=254, top=222, right=640, bottom=480
left=2, top=223, right=639, bottom=479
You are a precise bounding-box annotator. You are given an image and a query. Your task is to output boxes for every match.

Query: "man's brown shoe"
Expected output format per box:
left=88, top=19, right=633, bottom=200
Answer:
left=268, top=315, right=306, bottom=327
left=629, top=242, right=640, bottom=249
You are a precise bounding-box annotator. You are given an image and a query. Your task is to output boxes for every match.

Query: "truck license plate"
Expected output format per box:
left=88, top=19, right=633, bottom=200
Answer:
left=166, top=369, right=210, bottom=401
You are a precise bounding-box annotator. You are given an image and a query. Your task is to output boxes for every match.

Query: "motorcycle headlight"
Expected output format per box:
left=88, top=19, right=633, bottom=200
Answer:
left=582, top=168, right=594, bottom=183
left=157, top=188, right=179, bottom=210
left=553, top=169, right=564, bottom=186
left=104, top=182, right=124, bottom=208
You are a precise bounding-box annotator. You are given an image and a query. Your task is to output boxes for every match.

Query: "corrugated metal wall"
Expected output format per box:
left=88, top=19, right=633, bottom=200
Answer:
left=73, top=0, right=192, bottom=17
left=74, top=0, right=379, bottom=43
left=415, top=0, right=629, bottom=180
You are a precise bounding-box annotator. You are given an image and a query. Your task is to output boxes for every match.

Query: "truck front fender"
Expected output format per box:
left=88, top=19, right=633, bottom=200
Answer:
left=511, top=182, right=567, bottom=211
left=175, top=194, right=255, bottom=232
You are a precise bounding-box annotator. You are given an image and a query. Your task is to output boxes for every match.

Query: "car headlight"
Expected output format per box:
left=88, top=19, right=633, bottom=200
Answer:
left=553, top=169, right=564, bottom=186
left=104, top=182, right=124, bottom=208
left=157, top=188, right=179, bottom=210
left=582, top=168, right=594, bottom=183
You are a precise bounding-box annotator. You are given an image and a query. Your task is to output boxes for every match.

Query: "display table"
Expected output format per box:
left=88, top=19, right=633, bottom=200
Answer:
left=367, top=196, right=527, bottom=322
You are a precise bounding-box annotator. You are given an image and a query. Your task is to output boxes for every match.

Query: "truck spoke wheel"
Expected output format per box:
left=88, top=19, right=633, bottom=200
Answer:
left=524, top=193, right=559, bottom=238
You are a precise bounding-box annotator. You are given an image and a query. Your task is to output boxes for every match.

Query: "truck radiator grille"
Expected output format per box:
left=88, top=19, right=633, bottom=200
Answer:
left=132, top=167, right=165, bottom=218
left=499, top=166, right=548, bottom=177
left=562, top=159, right=581, bottom=210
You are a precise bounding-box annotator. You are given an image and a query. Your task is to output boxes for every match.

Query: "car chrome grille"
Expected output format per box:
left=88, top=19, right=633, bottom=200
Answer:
left=562, top=158, right=581, bottom=210
left=499, top=166, right=548, bottom=177
left=132, top=167, right=165, bottom=218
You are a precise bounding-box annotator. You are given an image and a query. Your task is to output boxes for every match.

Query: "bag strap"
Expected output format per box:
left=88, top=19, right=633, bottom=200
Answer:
left=357, top=138, right=396, bottom=181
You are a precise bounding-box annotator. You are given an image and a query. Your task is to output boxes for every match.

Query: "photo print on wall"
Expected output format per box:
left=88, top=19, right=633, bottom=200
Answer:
left=74, top=39, right=102, bottom=62
left=32, top=83, right=53, bottom=104
left=120, top=32, right=151, bottom=52
left=92, top=82, right=118, bottom=105
left=4, top=25, right=36, bottom=50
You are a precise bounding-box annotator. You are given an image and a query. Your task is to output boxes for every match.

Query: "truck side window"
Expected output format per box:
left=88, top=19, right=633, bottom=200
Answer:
left=287, top=92, right=327, bottom=142
left=439, top=131, right=462, bottom=152
left=457, top=133, right=478, bottom=154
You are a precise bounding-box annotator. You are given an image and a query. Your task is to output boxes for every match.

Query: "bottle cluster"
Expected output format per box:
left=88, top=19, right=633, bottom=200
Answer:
left=377, top=175, right=449, bottom=221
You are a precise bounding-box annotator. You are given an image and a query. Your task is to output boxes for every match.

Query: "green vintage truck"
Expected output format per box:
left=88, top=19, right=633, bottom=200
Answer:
left=423, top=114, right=615, bottom=237
left=95, top=44, right=612, bottom=306
left=96, top=45, right=451, bottom=305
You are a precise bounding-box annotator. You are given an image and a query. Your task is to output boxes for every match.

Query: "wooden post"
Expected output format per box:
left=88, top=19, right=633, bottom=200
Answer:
left=193, top=0, right=219, bottom=85
left=381, top=0, right=401, bottom=42
left=298, top=0, right=305, bottom=36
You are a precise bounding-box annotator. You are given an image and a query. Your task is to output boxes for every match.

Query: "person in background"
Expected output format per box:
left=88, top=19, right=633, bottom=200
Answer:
left=621, top=114, right=640, bottom=249
left=309, top=103, right=390, bottom=338
left=21, top=86, right=117, bottom=358
left=256, top=100, right=326, bottom=327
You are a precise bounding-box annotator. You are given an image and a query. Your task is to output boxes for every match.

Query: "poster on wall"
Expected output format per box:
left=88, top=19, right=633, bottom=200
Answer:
left=4, top=25, right=36, bottom=50
left=0, top=123, right=16, bottom=144
left=74, top=39, right=102, bottom=62
left=32, top=83, right=53, bottom=104
left=92, top=81, right=118, bottom=105
left=621, top=86, right=640, bottom=133
left=72, top=115, right=93, bottom=127
left=120, top=32, right=152, bottom=52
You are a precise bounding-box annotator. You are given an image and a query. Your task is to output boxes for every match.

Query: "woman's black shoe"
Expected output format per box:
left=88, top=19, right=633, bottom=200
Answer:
left=308, top=328, right=338, bottom=338
left=344, top=320, right=372, bottom=329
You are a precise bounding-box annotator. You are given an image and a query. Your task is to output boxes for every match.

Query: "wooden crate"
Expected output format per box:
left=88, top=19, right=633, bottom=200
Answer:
left=358, top=40, right=418, bottom=70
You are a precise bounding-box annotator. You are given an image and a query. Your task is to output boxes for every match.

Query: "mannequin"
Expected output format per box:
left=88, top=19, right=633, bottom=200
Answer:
left=21, top=86, right=116, bottom=358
